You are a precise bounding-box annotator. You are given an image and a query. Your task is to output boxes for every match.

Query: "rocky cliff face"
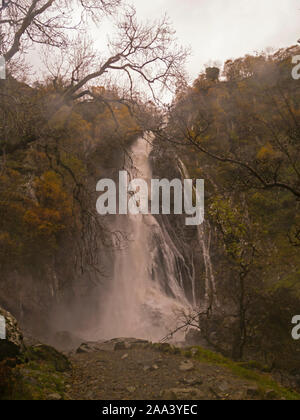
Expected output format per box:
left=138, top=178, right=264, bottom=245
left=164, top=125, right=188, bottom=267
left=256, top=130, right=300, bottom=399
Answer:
left=0, top=306, right=25, bottom=361
left=0, top=154, right=117, bottom=343
left=0, top=134, right=243, bottom=354
left=149, top=139, right=241, bottom=355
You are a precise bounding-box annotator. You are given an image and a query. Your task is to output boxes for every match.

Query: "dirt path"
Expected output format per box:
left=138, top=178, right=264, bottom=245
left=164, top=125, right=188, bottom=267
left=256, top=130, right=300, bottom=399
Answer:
left=66, top=338, right=275, bottom=400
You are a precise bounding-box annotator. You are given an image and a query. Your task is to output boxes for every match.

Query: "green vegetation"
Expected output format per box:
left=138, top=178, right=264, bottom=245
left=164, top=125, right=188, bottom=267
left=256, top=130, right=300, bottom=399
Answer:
left=159, top=46, right=300, bottom=368
left=1, top=345, right=71, bottom=400
left=185, top=346, right=300, bottom=400
left=0, top=78, right=142, bottom=272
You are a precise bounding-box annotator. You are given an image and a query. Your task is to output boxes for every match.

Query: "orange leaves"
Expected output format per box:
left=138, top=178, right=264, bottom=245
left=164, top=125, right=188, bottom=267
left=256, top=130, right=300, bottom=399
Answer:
left=35, top=171, right=72, bottom=217
left=257, top=143, right=276, bottom=161
left=23, top=207, right=64, bottom=237
left=0, top=169, right=74, bottom=267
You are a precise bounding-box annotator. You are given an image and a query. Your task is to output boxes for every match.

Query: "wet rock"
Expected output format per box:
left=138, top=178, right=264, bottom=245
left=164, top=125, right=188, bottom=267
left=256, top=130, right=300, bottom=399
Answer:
left=181, top=377, right=203, bottom=386
left=76, top=338, right=150, bottom=354
left=216, top=380, right=230, bottom=393
left=179, top=360, right=194, bottom=372
left=48, top=393, right=62, bottom=400
left=29, top=344, right=71, bottom=372
left=76, top=342, right=98, bottom=354
left=114, top=341, right=131, bottom=351
left=0, top=306, right=25, bottom=362
left=113, top=338, right=149, bottom=351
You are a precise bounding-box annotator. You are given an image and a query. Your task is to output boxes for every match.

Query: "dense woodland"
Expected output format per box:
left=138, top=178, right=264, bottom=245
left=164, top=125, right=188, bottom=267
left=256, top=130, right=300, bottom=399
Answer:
left=0, top=0, right=300, bottom=395
left=160, top=47, right=300, bottom=370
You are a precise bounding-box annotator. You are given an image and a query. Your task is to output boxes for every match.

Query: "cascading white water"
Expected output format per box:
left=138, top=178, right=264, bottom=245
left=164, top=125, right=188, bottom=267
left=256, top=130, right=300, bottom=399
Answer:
left=99, top=135, right=193, bottom=341
left=178, top=160, right=218, bottom=311
left=197, top=222, right=219, bottom=310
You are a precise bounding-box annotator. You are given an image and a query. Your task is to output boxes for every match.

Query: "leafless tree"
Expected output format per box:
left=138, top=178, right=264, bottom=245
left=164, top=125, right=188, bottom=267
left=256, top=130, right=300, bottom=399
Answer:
left=0, top=2, right=188, bottom=157
left=0, top=1, right=121, bottom=60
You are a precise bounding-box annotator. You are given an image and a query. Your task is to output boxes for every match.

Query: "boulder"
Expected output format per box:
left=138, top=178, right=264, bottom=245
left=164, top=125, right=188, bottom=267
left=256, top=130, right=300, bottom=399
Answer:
left=76, top=342, right=98, bottom=354
left=0, top=306, right=25, bottom=362
left=76, top=338, right=149, bottom=354
left=29, top=344, right=71, bottom=372
left=47, top=393, right=63, bottom=400
left=179, top=360, right=194, bottom=372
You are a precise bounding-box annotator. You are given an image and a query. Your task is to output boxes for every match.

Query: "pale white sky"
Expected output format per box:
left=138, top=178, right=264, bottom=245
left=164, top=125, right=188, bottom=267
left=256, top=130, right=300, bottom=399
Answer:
left=29, top=0, right=300, bottom=90
left=129, top=0, right=300, bottom=80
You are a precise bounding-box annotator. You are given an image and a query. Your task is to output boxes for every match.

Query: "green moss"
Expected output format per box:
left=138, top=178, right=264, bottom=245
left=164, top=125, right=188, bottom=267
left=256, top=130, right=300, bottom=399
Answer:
left=8, top=361, right=69, bottom=400
left=4, top=345, right=71, bottom=400
left=27, top=344, right=71, bottom=372
left=185, top=346, right=300, bottom=400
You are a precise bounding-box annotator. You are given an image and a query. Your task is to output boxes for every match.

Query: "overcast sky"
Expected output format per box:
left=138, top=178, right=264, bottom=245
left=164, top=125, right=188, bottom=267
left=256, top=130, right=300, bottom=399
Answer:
left=129, top=0, right=300, bottom=80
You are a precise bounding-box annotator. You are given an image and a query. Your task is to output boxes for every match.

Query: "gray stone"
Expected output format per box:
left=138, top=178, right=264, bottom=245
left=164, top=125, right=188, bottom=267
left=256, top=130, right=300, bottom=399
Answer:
left=48, top=393, right=62, bottom=400
left=114, top=341, right=131, bottom=351
left=217, top=381, right=230, bottom=393
left=76, top=342, right=93, bottom=354
left=182, top=377, right=203, bottom=386
left=0, top=306, right=25, bottom=361
left=121, top=353, right=129, bottom=360
left=179, top=360, right=194, bottom=372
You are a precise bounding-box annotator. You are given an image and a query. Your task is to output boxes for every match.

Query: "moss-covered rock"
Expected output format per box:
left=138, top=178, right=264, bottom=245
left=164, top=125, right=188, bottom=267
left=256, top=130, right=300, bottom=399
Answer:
left=27, top=344, right=71, bottom=372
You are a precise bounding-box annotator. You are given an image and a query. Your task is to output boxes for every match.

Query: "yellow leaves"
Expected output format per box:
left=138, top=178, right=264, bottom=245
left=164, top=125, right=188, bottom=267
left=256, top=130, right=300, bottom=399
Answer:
left=35, top=171, right=73, bottom=219
left=0, top=166, right=75, bottom=267
left=61, top=153, right=86, bottom=178
left=23, top=207, right=64, bottom=237
left=257, top=143, right=275, bottom=160
left=66, top=111, right=92, bottom=137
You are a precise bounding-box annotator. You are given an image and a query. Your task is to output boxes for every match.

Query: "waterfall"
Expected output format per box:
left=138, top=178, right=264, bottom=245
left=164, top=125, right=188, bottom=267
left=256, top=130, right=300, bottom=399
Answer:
left=177, top=160, right=219, bottom=312
left=197, top=222, right=219, bottom=311
left=98, top=135, right=193, bottom=341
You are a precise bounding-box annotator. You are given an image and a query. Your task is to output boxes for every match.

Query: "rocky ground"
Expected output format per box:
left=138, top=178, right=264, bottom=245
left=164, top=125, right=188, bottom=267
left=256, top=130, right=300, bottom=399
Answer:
left=65, top=338, right=298, bottom=401
left=1, top=308, right=300, bottom=401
